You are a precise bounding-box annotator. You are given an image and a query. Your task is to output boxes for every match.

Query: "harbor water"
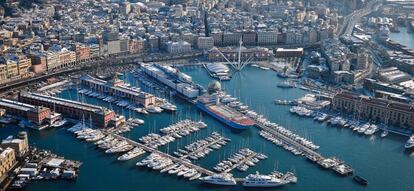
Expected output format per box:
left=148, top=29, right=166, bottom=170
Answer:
left=389, top=27, right=414, bottom=49
left=0, top=66, right=413, bottom=191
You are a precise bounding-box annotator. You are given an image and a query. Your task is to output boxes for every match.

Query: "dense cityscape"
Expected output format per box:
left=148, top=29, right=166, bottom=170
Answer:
left=0, top=0, right=414, bottom=190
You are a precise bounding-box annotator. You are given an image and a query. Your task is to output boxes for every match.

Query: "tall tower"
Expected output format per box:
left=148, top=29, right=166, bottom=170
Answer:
left=204, top=9, right=210, bottom=37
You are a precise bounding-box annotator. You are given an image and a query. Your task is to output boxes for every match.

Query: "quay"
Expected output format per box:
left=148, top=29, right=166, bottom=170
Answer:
left=111, top=134, right=215, bottom=176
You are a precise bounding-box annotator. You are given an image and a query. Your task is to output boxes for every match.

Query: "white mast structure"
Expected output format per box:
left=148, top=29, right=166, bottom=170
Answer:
left=213, top=37, right=254, bottom=71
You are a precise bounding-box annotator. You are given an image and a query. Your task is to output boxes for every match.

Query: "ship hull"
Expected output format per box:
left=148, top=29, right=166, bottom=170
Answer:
left=196, top=101, right=251, bottom=129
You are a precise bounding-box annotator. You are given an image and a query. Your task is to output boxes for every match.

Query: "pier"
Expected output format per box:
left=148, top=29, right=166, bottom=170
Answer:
left=180, top=136, right=227, bottom=160
left=111, top=134, right=215, bottom=176
left=255, top=121, right=322, bottom=159
left=222, top=152, right=257, bottom=173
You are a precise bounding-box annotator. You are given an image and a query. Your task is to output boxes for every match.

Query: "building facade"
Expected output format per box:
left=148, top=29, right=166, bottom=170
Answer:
left=0, top=148, right=16, bottom=179
left=332, top=91, right=414, bottom=128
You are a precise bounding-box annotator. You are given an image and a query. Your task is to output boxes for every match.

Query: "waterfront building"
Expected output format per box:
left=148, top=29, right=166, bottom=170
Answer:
left=0, top=99, right=51, bottom=126
left=75, top=45, right=91, bottom=62
left=166, top=41, right=192, bottom=54
left=89, top=45, right=101, bottom=59
left=378, top=67, right=412, bottom=84
left=80, top=75, right=156, bottom=107
left=45, top=51, right=61, bottom=71
left=148, top=35, right=160, bottom=51
left=222, top=32, right=242, bottom=46
left=356, top=50, right=370, bottom=70
left=211, top=31, right=223, bottom=46
left=276, top=48, right=304, bottom=57
left=1, top=132, right=28, bottom=158
left=257, top=31, right=278, bottom=45
left=0, top=54, right=33, bottom=84
left=19, top=92, right=116, bottom=128
left=242, top=30, right=257, bottom=46
left=58, top=49, right=77, bottom=68
left=29, top=52, right=47, bottom=73
left=208, top=47, right=272, bottom=62
left=197, top=37, right=214, bottom=50
left=331, top=91, right=414, bottom=129
left=107, top=39, right=129, bottom=55
left=129, top=39, right=145, bottom=54
left=181, top=33, right=198, bottom=47
left=0, top=147, right=16, bottom=181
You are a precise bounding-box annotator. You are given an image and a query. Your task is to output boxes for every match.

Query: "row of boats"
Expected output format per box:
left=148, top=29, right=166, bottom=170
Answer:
left=67, top=125, right=146, bottom=160
left=251, top=64, right=271, bottom=71
left=292, top=106, right=388, bottom=137
left=200, top=171, right=296, bottom=187
left=294, top=106, right=414, bottom=149
left=136, top=153, right=203, bottom=181
left=215, top=92, right=320, bottom=151
left=139, top=120, right=207, bottom=149
left=78, top=88, right=176, bottom=113
left=159, top=120, right=207, bottom=135
left=314, top=111, right=414, bottom=149
left=260, top=130, right=307, bottom=156
left=213, top=148, right=267, bottom=173
left=174, top=132, right=230, bottom=160
left=67, top=125, right=148, bottom=160
left=216, top=92, right=320, bottom=154
left=259, top=129, right=352, bottom=176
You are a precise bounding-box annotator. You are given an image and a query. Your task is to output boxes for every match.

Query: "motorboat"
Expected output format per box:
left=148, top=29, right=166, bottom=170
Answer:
left=404, top=135, right=414, bottom=149
left=242, top=172, right=287, bottom=187
left=199, top=173, right=237, bottom=186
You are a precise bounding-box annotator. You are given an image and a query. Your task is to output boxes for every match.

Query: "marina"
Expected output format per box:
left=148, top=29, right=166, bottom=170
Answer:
left=1, top=65, right=413, bottom=191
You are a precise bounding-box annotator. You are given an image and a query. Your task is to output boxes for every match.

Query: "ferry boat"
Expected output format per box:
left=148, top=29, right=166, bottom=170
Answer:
left=242, top=172, right=287, bottom=187
left=404, top=135, right=414, bottom=149
left=199, top=173, right=237, bottom=185
left=196, top=92, right=255, bottom=129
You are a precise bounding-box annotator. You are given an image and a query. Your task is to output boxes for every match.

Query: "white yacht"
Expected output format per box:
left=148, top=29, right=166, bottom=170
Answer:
left=380, top=130, right=389, bottom=138
left=146, top=105, right=163, bottom=113
left=242, top=172, right=287, bottom=187
left=404, top=135, right=414, bottom=149
left=117, top=148, right=145, bottom=161
left=199, top=173, right=237, bottom=186
left=51, top=119, right=67, bottom=127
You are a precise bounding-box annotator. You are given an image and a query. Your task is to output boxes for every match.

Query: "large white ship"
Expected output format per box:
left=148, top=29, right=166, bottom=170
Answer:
left=140, top=63, right=204, bottom=99
left=199, top=173, right=237, bottom=185
left=242, top=172, right=287, bottom=187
